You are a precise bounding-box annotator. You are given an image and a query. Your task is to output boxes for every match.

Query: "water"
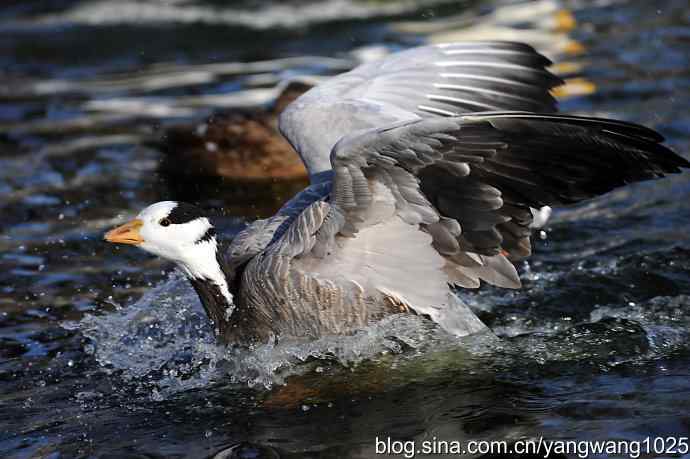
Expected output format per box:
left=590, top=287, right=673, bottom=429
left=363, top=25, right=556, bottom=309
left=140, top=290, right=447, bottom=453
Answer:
left=2, top=0, right=690, bottom=457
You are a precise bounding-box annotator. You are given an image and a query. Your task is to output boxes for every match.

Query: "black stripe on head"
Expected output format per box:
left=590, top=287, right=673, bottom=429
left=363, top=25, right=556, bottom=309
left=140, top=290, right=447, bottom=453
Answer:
left=167, top=202, right=206, bottom=224
left=196, top=227, right=216, bottom=244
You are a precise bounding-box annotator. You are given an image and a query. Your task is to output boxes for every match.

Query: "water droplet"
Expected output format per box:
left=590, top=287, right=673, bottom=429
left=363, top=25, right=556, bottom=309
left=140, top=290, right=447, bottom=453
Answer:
left=151, top=389, right=164, bottom=402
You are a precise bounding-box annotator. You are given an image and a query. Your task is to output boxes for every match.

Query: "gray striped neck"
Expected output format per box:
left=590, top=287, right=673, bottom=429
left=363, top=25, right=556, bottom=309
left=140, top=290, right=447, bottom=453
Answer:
left=188, top=275, right=233, bottom=338
left=181, top=240, right=236, bottom=338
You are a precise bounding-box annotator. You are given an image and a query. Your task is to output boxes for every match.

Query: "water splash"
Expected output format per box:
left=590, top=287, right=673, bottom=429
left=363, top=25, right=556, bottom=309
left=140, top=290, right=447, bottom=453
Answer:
left=590, top=295, right=690, bottom=358
left=64, top=272, right=223, bottom=397
left=65, top=265, right=690, bottom=401
left=66, top=272, right=458, bottom=397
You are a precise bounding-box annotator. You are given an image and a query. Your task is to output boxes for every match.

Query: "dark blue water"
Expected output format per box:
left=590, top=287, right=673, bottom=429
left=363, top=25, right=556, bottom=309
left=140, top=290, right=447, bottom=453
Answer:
left=1, top=0, right=690, bottom=458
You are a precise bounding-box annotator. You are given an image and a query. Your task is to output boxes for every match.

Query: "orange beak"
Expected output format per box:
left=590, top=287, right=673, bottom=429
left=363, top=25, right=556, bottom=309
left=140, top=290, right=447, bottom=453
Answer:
left=104, top=219, right=144, bottom=245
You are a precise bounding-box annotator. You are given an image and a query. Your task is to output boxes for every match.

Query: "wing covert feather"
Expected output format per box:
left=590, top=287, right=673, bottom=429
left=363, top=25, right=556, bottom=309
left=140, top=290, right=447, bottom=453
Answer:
left=279, top=42, right=562, bottom=177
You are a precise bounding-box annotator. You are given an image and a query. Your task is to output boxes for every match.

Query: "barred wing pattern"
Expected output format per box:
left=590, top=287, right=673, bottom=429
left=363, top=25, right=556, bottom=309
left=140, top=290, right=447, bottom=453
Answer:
left=279, top=42, right=562, bottom=176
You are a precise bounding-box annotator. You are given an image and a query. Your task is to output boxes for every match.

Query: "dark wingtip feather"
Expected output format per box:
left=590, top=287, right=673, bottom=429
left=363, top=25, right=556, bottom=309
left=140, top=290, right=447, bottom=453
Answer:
left=463, top=112, right=665, bottom=142
left=461, top=111, right=690, bottom=171
left=601, top=128, right=689, bottom=172
left=454, top=112, right=689, bottom=207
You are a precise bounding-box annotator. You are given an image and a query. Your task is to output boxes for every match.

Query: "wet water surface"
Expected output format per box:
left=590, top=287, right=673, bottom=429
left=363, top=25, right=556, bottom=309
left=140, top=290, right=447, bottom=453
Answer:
left=2, top=0, right=690, bottom=458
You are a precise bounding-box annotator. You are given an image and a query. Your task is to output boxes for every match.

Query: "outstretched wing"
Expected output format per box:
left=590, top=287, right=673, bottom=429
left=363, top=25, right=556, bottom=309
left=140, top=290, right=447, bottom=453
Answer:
left=269, top=42, right=687, bottom=337
left=279, top=42, right=563, bottom=177
left=278, top=113, right=687, bottom=334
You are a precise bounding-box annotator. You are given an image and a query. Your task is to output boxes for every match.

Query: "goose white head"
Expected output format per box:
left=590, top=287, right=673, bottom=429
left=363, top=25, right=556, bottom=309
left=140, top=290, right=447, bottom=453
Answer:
left=104, top=201, right=232, bottom=307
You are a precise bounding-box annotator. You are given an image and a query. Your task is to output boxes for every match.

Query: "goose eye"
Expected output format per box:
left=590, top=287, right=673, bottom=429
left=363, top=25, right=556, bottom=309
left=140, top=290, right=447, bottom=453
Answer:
left=159, top=218, right=171, bottom=227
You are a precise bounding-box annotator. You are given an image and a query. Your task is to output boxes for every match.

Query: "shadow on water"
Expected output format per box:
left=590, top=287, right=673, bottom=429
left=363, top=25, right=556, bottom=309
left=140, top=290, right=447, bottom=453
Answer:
left=1, top=0, right=690, bottom=457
